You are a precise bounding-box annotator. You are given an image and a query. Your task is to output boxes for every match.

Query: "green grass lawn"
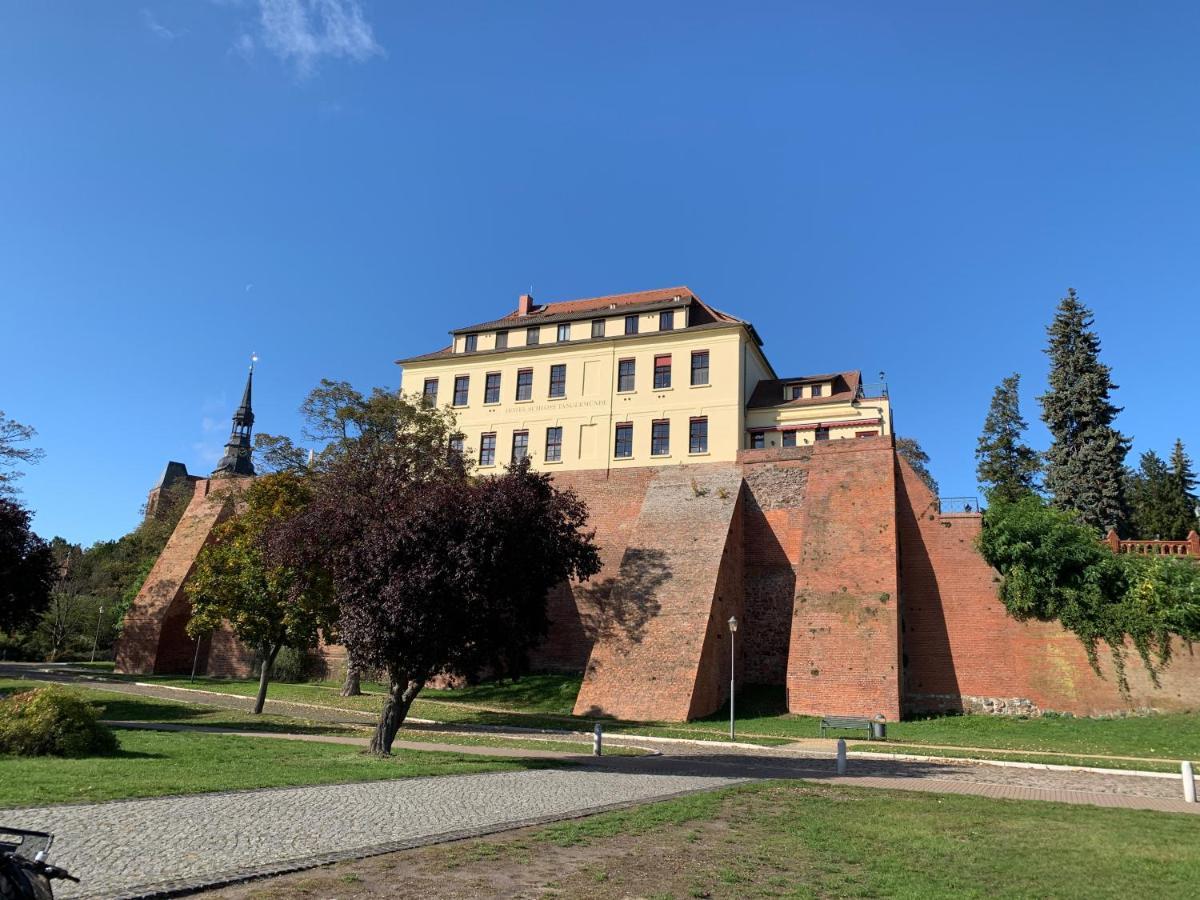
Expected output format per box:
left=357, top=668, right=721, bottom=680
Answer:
left=0, top=728, right=561, bottom=808
left=56, top=669, right=1200, bottom=762
left=537, top=781, right=1200, bottom=898
left=233, top=780, right=1200, bottom=899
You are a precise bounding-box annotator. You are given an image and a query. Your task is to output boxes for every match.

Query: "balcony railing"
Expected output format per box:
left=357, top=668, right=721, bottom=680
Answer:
left=858, top=382, right=889, bottom=399
left=1105, top=530, right=1200, bottom=557
left=938, top=496, right=980, bottom=515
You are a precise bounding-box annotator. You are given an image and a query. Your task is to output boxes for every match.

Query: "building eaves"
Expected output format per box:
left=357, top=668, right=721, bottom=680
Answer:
left=396, top=320, right=750, bottom=366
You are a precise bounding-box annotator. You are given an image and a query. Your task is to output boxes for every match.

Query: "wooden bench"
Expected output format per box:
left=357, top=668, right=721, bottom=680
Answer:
left=820, top=715, right=875, bottom=740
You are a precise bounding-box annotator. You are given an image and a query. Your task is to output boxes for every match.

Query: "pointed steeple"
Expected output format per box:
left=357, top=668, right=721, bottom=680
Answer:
left=212, top=356, right=258, bottom=478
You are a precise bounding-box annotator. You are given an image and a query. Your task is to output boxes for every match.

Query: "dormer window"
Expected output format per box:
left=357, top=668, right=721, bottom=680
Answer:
left=495, top=330, right=508, bottom=350
left=812, top=384, right=824, bottom=398
left=591, top=319, right=606, bottom=338
left=464, top=334, right=478, bottom=352
left=625, top=315, right=639, bottom=335
left=659, top=310, right=675, bottom=331
left=790, top=385, right=802, bottom=400
left=526, top=326, right=540, bottom=346
left=557, top=323, right=571, bottom=342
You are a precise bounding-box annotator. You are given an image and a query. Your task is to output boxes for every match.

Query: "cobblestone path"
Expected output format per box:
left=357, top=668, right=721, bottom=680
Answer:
left=7, top=769, right=743, bottom=900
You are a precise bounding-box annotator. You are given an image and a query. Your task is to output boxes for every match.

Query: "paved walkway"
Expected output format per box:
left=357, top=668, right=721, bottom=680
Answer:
left=8, top=768, right=744, bottom=900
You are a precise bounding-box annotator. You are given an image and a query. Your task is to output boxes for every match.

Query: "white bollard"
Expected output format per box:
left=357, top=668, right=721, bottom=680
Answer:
left=593, top=723, right=603, bottom=757
left=1183, top=761, right=1196, bottom=803
left=836, top=738, right=847, bottom=775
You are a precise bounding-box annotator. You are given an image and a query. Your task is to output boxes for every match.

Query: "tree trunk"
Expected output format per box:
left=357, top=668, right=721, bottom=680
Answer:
left=340, top=651, right=362, bottom=697
left=253, top=643, right=281, bottom=715
left=369, top=674, right=423, bottom=755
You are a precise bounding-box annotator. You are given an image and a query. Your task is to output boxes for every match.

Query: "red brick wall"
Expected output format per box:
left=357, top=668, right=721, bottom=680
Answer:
left=528, top=467, right=657, bottom=673
left=748, top=438, right=901, bottom=720
left=115, top=477, right=252, bottom=675
left=572, top=464, right=745, bottom=721
left=741, top=452, right=809, bottom=684
left=897, top=460, right=1200, bottom=715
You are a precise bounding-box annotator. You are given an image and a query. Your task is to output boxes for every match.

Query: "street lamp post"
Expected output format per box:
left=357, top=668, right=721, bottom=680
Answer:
left=89, top=605, right=104, bottom=663
left=728, top=615, right=738, bottom=741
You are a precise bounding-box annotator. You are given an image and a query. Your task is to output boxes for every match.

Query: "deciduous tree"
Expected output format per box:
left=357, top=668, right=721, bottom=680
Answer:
left=1039, top=289, right=1130, bottom=533
left=0, top=499, right=54, bottom=637
left=896, top=436, right=938, bottom=495
left=0, top=410, right=43, bottom=498
left=975, top=374, right=1040, bottom=503
left=279, top=391, right=600, bottom=754
left=186, top=471, right=334, bottom=713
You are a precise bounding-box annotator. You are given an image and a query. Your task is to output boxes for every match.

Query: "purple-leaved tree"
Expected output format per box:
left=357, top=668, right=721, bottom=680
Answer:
left=276, top=393, right=600, bottom=755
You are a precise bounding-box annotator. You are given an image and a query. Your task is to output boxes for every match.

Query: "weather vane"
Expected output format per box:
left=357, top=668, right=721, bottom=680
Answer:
left=250, top=352, right=259, bottom=372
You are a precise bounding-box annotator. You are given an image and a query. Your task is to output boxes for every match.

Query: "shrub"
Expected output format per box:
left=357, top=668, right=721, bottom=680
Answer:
left=0, top=685, right=118, bottom=757
left=270, top=646, right=316, bottom=683
left=979, top=494, right=1200, bottom=692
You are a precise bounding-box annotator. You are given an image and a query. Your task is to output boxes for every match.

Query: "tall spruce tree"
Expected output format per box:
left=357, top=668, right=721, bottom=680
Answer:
left=1039, top=289, right=1130, bottom=533
left=1166, top=439, right=1199, bottom=537
left=976, top=373, right=1040, bottom=503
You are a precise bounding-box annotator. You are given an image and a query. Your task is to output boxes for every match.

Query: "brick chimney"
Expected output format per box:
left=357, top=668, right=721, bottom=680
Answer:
left=518, top=293, right=534, bottom=316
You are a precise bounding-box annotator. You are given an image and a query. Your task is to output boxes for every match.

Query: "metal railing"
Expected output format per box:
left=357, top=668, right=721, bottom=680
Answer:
left=938, top=496, right=980, bottom=515
left=858, top=382, right=889, bottom=399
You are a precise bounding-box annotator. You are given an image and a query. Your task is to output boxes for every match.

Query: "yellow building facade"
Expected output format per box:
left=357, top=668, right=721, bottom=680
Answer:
left=397, top=286, right=890, bottom=471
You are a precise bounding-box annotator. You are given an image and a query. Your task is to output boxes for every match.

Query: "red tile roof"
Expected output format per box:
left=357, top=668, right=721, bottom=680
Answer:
left=451, top=286, right=742, bottom=334
left=746, top=371, right=862, bottom=409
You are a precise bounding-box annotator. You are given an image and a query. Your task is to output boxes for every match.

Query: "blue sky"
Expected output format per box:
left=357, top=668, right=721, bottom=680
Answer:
left=3, top=1, right=1198, bottom=546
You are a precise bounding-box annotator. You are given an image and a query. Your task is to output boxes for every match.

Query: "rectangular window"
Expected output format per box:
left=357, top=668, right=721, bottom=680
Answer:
left=815, top=427, right=830, bottom=441
left=617, top=358, right=636, bottom=392
left=512, top=430, right=529, bottom=462
left=516, top=368, right=533, bottom=401
left=791, top=385, right=802, bottom=400
left=624, top=315, right=639, bottom=335
left=449, top=434, right=464, bottom=456
left=812, top=384, right=824, bottom=398
left=545, top=426, right=563, bottom=462
left=751, top=432, right=765, bottom=449
left=557, top=323, right=570, bottom=342
left=549, top=364, right=566, bottom=398
left=422, top=378, right=438, bottom=405
left=653, top=354, right=672, bottom=389
left=690, top=350, right=709, bottom=386
left=495, top=330, right=508, bottom=350
left=526, top=326, right=540, bottom=346
left=484, top=372, right=501, bottom=404
left=651, top=419, right=670, bottom=456
left=659, top=310, right=675, bottom=331
left=591, top=319, right=606, bottom=338
left=614, top=423, right=633, bottom=458
left=856, top=430, right=878, bottom=438
left=480, top=433, right=496, bottom=466
left=464, top=334, right=478, bottom=352
left=453, top=375, right=469, bottom=406
left=782, top=431, right=797, bottom=448
left=689, top=418, right=708, bottom=454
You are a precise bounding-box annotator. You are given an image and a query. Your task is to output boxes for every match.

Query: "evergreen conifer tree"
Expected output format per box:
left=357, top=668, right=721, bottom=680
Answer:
left=1166, top=439, right=1199, bottom=538
left=976, top=373, right=1040, bottom=503
left=1127, top=450, right=1175, bottom=539
left=1039, top=289, right=1130, bottom=533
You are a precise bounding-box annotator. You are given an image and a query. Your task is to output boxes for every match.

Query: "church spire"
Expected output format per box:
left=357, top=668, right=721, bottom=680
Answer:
left=212, top=354, right=258, bottom=478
